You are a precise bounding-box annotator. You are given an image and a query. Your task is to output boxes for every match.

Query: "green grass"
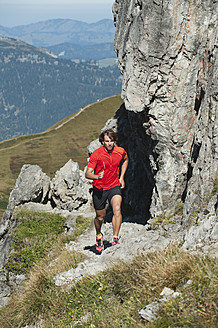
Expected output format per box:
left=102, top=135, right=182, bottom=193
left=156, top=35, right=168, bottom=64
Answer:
left=6, top=210, right=66, bottom=274
left=1, top=245, right=217, bottom=328
left=5, top=210, right=92, bottom=275
left=0, top=95, right=123, bottom=218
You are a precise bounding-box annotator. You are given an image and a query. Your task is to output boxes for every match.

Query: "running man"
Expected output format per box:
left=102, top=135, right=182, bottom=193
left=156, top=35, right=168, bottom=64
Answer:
left=85, top=129, right=128, bottom=253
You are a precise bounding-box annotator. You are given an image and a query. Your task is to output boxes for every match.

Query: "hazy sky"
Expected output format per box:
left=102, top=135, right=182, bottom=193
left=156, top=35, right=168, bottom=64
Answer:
left=0, top=0, right=115, bottom=27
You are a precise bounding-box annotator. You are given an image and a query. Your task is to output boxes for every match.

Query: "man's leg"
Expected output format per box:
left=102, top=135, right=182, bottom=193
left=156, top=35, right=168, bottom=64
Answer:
left=94, top=208, right=106, bottom=235
left=110, top=195, right=122, bottom=237
left=94, top=208, right=105, bottom=253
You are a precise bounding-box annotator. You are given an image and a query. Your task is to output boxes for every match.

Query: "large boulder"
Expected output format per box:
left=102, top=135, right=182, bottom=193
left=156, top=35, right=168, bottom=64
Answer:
left=10, top=164, right=51, bottom=206
left=50, top=159, right=92, bottom=212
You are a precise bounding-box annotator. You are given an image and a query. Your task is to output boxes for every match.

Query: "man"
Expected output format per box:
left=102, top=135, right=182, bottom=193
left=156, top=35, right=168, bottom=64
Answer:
left=85, top=129, right=128, bottom=253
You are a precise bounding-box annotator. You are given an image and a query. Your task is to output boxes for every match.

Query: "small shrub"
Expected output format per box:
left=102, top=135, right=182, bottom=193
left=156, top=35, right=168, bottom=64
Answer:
left=0, top=197, right=8, bottom=210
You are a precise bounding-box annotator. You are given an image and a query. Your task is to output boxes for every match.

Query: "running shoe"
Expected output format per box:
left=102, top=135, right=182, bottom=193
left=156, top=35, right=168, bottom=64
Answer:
left=112, top=236, right=119, bottom=246
left=96, top=233, right=104, bottom=253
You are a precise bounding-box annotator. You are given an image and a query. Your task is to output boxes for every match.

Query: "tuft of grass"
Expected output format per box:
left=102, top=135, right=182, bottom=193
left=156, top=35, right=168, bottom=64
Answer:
left=149, top=202, right=184, bottom=229
left=1, top=245, right=217, bottom=328
left=148, top=214, right=176, bottom=229
left=150, top=255, right=218, bottom=328
left=175, top=201, right=184, bottom=215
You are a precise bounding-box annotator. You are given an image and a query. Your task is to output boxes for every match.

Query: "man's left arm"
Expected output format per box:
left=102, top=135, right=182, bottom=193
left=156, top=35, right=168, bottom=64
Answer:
left=119, top=154, right=128, bottom=189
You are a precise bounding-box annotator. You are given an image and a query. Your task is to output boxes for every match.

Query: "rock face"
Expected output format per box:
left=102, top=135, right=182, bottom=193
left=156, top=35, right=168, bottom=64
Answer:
left=0, top=0, right=217, bottom=311
left=182, top=195, right=218, bottom=256
left=111, top=0, right=217, bottom=220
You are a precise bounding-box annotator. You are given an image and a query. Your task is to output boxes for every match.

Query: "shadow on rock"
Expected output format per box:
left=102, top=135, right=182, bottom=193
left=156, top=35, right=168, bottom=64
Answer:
left=84, top=240, right=112, bottom=255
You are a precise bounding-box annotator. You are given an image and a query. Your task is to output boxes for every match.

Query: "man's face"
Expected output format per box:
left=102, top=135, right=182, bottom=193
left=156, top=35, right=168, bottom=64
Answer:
left=102, top=134, right=115, bottom=152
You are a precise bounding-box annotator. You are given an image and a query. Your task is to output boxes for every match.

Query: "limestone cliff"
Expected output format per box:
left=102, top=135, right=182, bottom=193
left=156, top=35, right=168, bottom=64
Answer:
left=112, top=0, right=217, bottom=220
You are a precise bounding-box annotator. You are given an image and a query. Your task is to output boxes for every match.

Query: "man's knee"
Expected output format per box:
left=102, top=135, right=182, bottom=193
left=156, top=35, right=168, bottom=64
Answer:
left=95, top=210, right=105, bottom=222
left=96, top=215, right=104, bottom=222
left=112, top=204, right=121, bottom=217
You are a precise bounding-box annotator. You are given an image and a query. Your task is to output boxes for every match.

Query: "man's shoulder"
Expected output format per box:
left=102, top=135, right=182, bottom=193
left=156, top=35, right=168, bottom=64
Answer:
left=113, top=146, right=127, bottom=158
left=91, top=146, right=104, bottom=156
left=114, top=146, right=126, bottom=153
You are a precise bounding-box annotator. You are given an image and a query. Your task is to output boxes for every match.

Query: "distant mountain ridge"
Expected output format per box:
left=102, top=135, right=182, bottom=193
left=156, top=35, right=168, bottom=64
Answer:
left=0, top=19, right=116, bottom=61
left=0, top=37, right=121, bottom=141
left=0, top=19, right=115, bottom=47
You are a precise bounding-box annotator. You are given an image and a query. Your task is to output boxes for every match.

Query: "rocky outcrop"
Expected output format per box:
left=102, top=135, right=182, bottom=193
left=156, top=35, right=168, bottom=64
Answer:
left=0, top=160, right=93, bottom=268
left=0, top=164, right=51, bottom=306
left=49, top=160, right=91, bottom=212
left=111, top=0, right=217, bottom=220
left=0, top=164, right=50, bottom=270
left=0, top=160, right=93, bottom=307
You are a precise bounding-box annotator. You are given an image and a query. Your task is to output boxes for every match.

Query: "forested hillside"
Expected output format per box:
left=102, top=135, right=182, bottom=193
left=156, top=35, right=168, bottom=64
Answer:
left=47, top=42, right=116, bottom=60
left=0, top=37, right=121, bottom=141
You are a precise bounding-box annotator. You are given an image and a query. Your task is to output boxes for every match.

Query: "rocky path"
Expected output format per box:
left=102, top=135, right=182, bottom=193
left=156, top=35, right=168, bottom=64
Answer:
left=54, top=220, right=184, bottom=287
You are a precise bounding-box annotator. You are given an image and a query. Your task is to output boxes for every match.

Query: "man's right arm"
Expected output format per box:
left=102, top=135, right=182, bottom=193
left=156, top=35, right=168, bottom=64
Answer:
left=85, top=167, right=104, bottom=180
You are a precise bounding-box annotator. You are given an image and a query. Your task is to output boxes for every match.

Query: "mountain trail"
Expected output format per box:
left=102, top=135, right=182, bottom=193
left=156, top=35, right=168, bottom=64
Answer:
left=54, top=219, right=184, bottom=287
left=54, top=95, right=118, bottom=130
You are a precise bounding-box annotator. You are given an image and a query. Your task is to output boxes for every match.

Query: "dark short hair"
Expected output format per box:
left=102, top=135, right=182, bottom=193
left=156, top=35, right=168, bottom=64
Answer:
left=99, top=129, right=117, bottom=144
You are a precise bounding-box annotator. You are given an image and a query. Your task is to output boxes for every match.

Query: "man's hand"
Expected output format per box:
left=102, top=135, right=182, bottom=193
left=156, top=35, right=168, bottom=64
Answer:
left=98, top=171, right=104, bottom=180
left=85, top=167, right=104, bottom=181
left=119, top=177, right=125, bottom=189
left=119, top=155, right=128, bottom=189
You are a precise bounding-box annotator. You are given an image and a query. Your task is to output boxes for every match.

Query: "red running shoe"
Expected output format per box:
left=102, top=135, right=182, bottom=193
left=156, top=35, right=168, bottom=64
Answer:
left=96, top=233, right=104, bottom=253
left=112, top=237, right=119, bottom=246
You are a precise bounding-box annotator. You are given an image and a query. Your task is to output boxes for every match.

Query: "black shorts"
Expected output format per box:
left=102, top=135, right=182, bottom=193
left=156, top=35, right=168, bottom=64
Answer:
left=92, top=186, right=122, bottom=211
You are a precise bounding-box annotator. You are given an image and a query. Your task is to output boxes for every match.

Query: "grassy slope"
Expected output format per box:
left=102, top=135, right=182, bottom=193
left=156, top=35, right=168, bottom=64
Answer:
left=0, top=244, right=217, bottom=328
left=0, top=94, right=123, bottom=218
